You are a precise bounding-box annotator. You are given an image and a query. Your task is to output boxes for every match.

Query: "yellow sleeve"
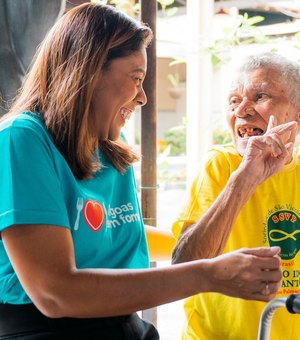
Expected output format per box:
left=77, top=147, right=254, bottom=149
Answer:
left=172, top=146, right=235, bottom=239
left=145, top=225, right=176, bottom=261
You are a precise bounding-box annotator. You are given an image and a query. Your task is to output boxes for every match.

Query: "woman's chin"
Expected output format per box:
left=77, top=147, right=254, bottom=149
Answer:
left=108, top=130, right=121, bottom=141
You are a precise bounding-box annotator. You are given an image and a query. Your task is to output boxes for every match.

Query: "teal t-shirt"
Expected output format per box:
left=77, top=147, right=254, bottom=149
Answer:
left=0, top=112, right=149, bottom=304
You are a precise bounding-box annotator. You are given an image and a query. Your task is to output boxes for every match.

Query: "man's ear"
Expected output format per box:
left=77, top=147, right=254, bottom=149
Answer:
left=295, top=104, right=300, bottom=124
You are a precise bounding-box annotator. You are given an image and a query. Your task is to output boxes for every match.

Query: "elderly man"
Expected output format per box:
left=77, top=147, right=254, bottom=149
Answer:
left=172, top=52, right=300, bottom=340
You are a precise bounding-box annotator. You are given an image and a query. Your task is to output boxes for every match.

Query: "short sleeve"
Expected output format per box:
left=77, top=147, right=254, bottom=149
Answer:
left=0, top=118, right=70, bottom=230
left=172, top=148, right=231, bottom=239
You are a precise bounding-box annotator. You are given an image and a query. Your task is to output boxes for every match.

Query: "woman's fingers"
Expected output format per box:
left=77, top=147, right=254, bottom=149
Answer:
left=241, top=247, right=282, bottom=275
left=255, top=256, right=281, bottom=271
left=244, top=249, right=282, bottom=301
left=241, top=246, right=281, bottom=257
left=253, top=278, right=282, bottom=301
left=213, top=247, right=283, bottom=302
left=259, top=269, right=282, bottom=283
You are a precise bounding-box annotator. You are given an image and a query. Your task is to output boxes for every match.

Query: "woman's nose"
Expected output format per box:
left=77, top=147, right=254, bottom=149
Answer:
left=136, top=86, right=147, bottom=106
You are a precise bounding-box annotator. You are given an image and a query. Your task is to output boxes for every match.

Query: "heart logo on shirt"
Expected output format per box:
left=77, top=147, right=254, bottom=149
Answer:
left=84, top=199, right=105, bottom=232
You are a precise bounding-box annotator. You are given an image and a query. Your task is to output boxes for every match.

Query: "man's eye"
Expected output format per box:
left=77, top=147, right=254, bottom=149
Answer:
left=256, top=93, right=267, bottom=101
left=229, top=98, right=239, bottom=106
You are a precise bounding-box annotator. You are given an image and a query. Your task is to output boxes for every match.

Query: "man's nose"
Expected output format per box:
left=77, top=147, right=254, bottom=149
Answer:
left=234, top=98, right=255, bottom=117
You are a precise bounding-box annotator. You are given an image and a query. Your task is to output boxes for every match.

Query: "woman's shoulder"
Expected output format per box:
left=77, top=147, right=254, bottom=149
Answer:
left=0, top=111, right=44, bottom=130
left=0, top=112, right=50, bottom=140
left=0, top=112, right=57, bottom=158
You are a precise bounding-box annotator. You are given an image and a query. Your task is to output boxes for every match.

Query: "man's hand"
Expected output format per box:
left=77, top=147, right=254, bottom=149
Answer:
left=240, top=116, right=297, bottom=185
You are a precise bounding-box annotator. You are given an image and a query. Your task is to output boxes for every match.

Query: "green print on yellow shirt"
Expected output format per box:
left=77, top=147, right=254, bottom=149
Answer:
left=268, top=210, right=300, bottom=260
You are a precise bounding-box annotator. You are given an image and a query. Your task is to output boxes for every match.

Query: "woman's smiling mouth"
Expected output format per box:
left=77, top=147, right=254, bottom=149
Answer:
left=120, top=108, right=132, bottom=121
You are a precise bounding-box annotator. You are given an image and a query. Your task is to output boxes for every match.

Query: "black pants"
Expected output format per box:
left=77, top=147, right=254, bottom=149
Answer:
left=0, top=303, right=159, bottom=339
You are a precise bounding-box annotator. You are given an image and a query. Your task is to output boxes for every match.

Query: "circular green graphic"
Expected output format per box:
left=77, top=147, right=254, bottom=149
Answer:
left=268, top=210, right=300, bottom=260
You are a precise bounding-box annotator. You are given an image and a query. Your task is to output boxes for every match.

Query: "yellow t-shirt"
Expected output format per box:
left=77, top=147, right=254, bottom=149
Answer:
left=172, top=144, right=300, bottom=340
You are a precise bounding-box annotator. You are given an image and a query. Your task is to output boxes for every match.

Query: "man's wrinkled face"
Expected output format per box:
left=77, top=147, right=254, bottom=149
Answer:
left=226, top=67, right=300, bottom=156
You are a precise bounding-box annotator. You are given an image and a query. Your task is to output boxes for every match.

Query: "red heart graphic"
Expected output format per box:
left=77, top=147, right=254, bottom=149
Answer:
left=83, top=199, right=105, bottom=232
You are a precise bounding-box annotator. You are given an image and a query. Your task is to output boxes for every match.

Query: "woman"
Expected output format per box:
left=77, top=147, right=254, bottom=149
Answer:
left=0, top=3, right=284, bottom=339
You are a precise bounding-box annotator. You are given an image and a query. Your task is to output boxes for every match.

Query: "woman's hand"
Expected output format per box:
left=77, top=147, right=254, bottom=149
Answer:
left=239, top=116, right=297, bottom=185
left=209, top=247, right=282, bottom=302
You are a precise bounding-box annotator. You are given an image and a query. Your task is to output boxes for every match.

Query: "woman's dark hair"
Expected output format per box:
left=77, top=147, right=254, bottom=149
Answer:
left=6, top=3, right=153, bottom=179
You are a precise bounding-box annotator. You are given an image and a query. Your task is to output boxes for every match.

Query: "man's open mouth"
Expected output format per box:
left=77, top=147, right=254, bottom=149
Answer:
left=238, top=126, right=264, bottom=138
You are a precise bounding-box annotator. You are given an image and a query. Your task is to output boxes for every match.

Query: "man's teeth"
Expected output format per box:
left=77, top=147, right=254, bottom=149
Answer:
left=238, top=127, right=263, bottom=137
left=240, top=127, right=253, bottom=133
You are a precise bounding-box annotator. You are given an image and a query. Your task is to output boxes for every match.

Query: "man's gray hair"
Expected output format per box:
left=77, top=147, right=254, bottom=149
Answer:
left=238, top=52, right=300, bottom=106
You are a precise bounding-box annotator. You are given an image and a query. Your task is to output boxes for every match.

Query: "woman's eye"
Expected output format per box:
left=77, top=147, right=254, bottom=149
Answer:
left=135, top=77, right=142, bottom=84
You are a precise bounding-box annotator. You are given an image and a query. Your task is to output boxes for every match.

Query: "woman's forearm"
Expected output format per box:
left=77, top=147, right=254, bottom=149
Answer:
left=42, top=261, right=210, bottom=318
left=34, top=247, right=282, bottom=318
left=2, top=223, right=281, bottom=319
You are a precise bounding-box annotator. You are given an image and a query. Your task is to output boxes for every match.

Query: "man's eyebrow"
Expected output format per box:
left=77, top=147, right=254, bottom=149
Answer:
left=251, top=82, right=269, bottom=91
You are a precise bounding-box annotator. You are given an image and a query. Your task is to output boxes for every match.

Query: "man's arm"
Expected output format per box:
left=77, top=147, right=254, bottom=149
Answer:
left=172, top=119, right=297, bottom=264
left=172, top=168, right=257, bottom=262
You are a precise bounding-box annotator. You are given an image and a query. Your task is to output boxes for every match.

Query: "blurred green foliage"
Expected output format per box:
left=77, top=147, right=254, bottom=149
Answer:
left=163, top=124, right=186, bottom=156
left=159, top=120, right=233, bottom=157
left=207, top=13, right=267, bottom=68
left=212, top=128, right=232, bottom=145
